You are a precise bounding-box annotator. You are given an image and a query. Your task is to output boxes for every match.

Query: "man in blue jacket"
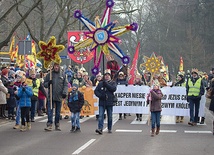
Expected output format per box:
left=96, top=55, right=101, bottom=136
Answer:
left=95, top=69, right=117, bottom=134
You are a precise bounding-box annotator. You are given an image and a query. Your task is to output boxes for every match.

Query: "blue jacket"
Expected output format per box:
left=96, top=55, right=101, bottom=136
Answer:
left=17, top=86, right=33, bottom=108
left=94, top=80, right=117, bottom=106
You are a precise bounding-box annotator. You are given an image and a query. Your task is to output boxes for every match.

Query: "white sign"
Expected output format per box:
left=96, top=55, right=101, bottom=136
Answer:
left=94, top=85, right=206, bottom=116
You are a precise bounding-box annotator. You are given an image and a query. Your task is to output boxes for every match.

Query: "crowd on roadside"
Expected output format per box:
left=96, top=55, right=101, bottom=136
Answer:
left=1, top=62, right=214, bottom=136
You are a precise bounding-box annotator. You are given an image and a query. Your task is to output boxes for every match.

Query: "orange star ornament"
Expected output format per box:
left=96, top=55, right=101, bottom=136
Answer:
left=37, top=36, right=65, bottom=69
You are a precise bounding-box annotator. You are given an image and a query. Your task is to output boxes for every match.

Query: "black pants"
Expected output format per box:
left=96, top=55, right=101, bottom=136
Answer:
left=21, top=107, right=30, bottom=126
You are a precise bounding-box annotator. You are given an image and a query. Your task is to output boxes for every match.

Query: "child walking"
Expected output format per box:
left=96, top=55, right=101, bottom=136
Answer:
left=148, top=84, right=163, bottom=137
left=7, top=80, right=17, bottom=120
left=68, top=83, right=84, bottom=132
left=17, top=76, right=33, bottom=131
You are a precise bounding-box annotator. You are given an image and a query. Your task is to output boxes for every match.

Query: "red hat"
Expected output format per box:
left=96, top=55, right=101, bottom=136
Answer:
left=1, top=68, right=9, bottom=76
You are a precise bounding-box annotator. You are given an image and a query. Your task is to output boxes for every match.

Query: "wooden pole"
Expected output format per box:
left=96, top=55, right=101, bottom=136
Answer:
left=50, top=68, right=53, bottom=109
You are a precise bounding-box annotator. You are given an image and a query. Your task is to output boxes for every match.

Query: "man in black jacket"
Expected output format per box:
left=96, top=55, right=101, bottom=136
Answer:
left=95, top=69, right=117, bottom=134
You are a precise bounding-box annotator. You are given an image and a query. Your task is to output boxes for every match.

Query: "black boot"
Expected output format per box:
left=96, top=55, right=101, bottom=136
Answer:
left=200, top=117, right=205, bottom=124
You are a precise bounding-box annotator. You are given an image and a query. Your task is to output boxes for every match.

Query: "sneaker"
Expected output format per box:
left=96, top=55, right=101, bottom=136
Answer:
left=55, top=126, right=61, bottom=131
left=95, top=129, right=102, bottom=135
left=20, top=125, right=26, bottom=132
left=27, top=122, right=31, bottom=130
left=13, top=124, right=20, bottom=129
left=31, top=118, right=35, bottom=122
left=188, top=121, right=194, bottom=126
left=75, top=128, right=81, bottom=132
left=70, top=126, right=75, bottom=132
left=44, top=126, right=53, bottom=131
left=108, top=130, right=112, bottom=133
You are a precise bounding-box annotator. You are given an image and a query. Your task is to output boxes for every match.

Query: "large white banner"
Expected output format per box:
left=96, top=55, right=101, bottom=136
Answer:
left=94, top=85, right=206, bottom=116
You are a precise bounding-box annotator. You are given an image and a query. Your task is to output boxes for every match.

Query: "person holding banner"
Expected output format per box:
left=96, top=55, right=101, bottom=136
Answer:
left=44, top=63, right=68, bottom=131
left=186, top=69, right=205, bottom=126
left=175, top=74, right=186, bottom=123
left=148, top=84, right=163, bottom=137
left=95, top=69, right=117, bottom=134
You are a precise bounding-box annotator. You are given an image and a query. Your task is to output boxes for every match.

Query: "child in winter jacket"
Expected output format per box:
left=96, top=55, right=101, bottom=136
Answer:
left=7, top=80, right=17, bottom=120
left=17, top=78, right=33, bottom=131
left=68, top=83, right=84, bottom=132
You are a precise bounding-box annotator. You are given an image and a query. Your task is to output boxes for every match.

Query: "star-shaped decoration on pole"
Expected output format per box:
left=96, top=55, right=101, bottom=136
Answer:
left=37, top=36, right=65, bottom=69
left=68, top=0, right=138, bottom=75
left=140, top=52, right=162, bottom=74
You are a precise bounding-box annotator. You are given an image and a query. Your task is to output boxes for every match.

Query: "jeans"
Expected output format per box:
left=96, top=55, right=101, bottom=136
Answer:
left=38, top=99, right=44, bottom=111
left=31, top=100, right=37, bottom=119
left=71, top=112, right=80, bottom=128
left=189, top=98, right=200, bottom=122
left=151, top=111, right=161, bottom=129
left=47, top=101, right=62, bottom=126
left=98, top=105, right=113, bottom=130
left=15, top=101, right=21, bottom=125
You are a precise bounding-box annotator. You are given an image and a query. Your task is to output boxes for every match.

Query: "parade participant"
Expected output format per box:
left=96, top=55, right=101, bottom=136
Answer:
left=134, top=74, right=145, bottom=121
left=208, top=78, right=214, bottom=135
left=44, top=63, right=68, bottom=131
left=174, top=74, right=186, bottom=123
left=148, top=83, right=163, bottom=137
left=0, top=75, right=8, bottom=119
left=0, top=68, right=10, bottom=118
left=68, top=83, right=84, bottom=132
left=8, top=69, right=16, bottom=82
left=17, top=74, right=33, bottom=131
left=83, top=72, right=93, bottom=87
left=186, top=68, right=205, bottom=126
left=38, top=72, right=47, bottom=116
left=116, top=71, right=128, bottom=120
left=65, top=65, right=74, bottom=84
left=6, top=80, right=17, bottom=120
left=106, top=55, right=119, bottom=79
left=28, top=69, right=40, bottom=122
left=13, top=71, right=25, bottom=129
left=95, top=69, right=117, bottom=134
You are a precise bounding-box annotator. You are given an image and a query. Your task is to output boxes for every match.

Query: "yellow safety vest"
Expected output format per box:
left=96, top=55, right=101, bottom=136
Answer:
left=28, top=78, right=40, bottom=97
left=188, top=78, right=202, bottom=96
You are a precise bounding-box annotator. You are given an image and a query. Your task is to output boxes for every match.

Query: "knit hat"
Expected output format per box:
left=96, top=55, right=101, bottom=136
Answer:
left=72, top=83, right=79, bottom=89
left=8, top=70, right=16, bottom=77
left=1, top=68, right=9, bottom=75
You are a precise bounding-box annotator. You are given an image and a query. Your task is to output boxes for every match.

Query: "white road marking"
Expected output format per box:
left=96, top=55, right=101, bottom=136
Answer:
left=184, top=131, right=212, bottom=134
left=72, top=139, right=96, bottom=155
left=103, top=115, right=118, bottom=132
left=160, top=115, right=176, bottom=124
left=159, top=130, right=177, bottom=133
left=115, top=129, right=142, bottom=133
left=131, top=115, right=149, bottom=124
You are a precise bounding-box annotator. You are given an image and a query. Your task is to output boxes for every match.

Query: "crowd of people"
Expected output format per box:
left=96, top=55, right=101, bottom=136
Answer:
left=1, top=61, right=214, bottom=136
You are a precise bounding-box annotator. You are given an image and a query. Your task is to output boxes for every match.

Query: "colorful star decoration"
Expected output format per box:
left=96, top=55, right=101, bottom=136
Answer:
left=37, top=36, right=65, bottom=69
left=140, top=52, right=162, bottom=74
left=68, top=0, right=138, bottom=75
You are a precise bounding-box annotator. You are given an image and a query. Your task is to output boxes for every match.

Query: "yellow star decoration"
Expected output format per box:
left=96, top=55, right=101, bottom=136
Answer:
left=36, top=36, right=65, bottom=69
left=140, top=53, right=162, bottom=74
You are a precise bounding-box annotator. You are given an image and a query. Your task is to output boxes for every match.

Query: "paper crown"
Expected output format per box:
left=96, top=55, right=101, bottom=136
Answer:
left=72, top=79, right=79, bottom=86
left=119, top=71, right=124, bottom=76
left=191, top=68, right=198, bottom=74
left=104, top=69, right=111, bottom=75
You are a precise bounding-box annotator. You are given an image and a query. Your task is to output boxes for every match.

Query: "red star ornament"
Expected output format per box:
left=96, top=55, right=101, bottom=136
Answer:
left=37, top=36, right=65, bottom=69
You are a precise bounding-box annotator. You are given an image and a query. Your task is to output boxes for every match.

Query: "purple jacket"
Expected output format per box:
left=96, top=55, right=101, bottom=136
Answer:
left=150, top=89, right=163, bottom=112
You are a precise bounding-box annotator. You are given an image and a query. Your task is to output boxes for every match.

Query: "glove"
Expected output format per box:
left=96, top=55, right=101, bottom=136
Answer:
left=13, top=87, right=17, bottom=91
left=33, top=81, right=37, bottom=88
left=22, top=87, right=26, bottom=91
left=62, top=94, right=67, bottom=99
left=48, top=80, right=53, bottom=85
left=103, top=81, right=107, bottom=87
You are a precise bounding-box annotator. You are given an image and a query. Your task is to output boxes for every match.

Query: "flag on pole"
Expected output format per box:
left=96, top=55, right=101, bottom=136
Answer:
left=179, top=56, right=183, bottom=72
left=9, top=36, right=15, bottom=61
left=128, top=42, right=140, bottom=85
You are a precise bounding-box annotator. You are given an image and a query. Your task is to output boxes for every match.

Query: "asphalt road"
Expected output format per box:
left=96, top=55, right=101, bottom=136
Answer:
left=0, top=108, right=214, bottom=155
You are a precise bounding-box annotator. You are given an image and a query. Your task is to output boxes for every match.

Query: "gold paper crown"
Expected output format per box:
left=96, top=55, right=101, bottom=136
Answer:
left=72, top=79, right=79, bottom=85
left=191, top=68, right=198, bottom=74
